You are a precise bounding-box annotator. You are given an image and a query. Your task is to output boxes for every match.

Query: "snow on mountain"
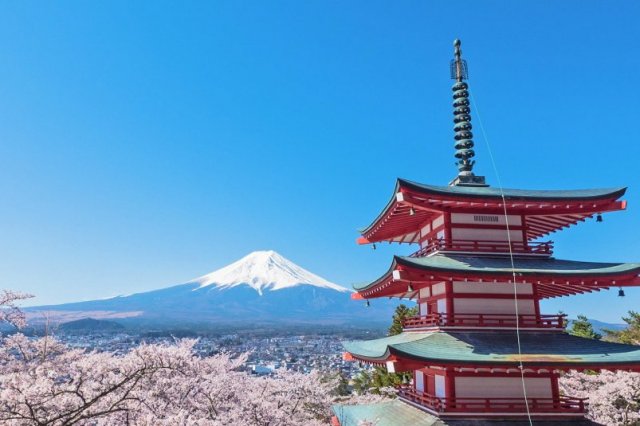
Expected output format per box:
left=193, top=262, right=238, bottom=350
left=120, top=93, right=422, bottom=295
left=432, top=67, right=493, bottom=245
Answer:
left=25, top=250, right=399, bottom=326
left=191, top=250, right=350, bottom=295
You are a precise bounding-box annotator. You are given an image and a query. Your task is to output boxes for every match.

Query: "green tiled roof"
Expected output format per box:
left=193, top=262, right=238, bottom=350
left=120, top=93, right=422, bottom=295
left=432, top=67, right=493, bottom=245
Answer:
left=332, top=401, right=445, bottom=426
left=399, top=255, right=640, bottom=276
left=399, top=178, right=626, bottom=201
left=343, top=331, right=640, bottom=367
left=334, top=401, right=600, bottom=426
left=353, top=254, right=640, bottom=291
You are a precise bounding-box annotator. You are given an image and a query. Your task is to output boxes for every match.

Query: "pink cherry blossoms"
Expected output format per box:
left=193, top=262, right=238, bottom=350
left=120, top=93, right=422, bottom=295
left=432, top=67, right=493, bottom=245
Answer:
left=0, top=290, right=32, bottom=329
left=5, top=290, right=640, bottom=425
left=0, top=334, right=339, bottom=425
left=560, top=370, right=640, bottom=425
left=0, top=291, right=343, bottom=425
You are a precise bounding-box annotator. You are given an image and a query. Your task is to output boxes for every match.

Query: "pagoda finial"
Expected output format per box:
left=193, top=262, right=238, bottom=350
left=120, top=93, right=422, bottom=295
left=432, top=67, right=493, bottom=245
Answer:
left=452, top=39, right=467, bottom=83
left=449, top=39, right=487, bottom=187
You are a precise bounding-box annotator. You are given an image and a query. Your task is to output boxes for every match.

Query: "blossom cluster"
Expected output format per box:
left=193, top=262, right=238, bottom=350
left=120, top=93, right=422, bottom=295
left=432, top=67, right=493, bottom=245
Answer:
left=560, top=370, right=640, bottom=425
left=0, top=291, right=342, bottom=425
left=0, top=333, right=340, bottom=425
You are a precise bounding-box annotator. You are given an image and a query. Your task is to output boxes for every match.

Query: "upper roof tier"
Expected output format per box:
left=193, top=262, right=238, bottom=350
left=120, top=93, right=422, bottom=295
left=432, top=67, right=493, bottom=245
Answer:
left=358, top=178, right=627, bottom=244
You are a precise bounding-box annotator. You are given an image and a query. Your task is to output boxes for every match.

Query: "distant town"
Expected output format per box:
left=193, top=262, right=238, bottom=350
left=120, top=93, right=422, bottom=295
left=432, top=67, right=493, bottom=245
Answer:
left=47, top=327, right=382, bottom=378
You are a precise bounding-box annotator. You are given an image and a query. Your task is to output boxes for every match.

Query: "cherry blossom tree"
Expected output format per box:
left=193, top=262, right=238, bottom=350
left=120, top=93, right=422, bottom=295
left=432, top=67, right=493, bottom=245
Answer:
left=0, top=290, right=32, bottom=329
left=560, top=370, right=640, bottom=425
left=559, top=314, right=640, bottom=425
left=0, top=290, right=345, bottom=425
left=0, top=290, right=400, bottom=425
left=0, top=334, right=342, bottom=425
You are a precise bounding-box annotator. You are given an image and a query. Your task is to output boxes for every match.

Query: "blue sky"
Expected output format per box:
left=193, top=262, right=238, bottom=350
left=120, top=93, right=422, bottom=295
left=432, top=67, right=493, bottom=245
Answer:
left=1, top=1, right=639, bottom=322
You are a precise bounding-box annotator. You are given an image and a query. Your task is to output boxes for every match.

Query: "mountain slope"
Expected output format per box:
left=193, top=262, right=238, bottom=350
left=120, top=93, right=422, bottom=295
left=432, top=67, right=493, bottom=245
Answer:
left=28, top=251, right=398, bottom=326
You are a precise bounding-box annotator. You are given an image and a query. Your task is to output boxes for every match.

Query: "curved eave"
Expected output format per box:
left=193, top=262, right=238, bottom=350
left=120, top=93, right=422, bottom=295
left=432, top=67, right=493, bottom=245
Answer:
left=342, top=332, right=429, bottom=360
left=358, top=180, right=402, bottom=236
left=394, top=256, right=640, bottom=278
left=357, top=179, right=628, bottom=244
left=352, top=258, right=398, bottom=293
left=352, top=255, right=640, bottom=299
left=399, top=179, right=627, bottom=202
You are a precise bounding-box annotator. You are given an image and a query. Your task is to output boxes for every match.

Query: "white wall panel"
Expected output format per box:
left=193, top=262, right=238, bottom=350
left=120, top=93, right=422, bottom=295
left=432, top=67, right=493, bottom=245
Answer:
left=432, top=282, right=446, bottom=295
left=419, top=288, right=431, bottom=298
left=455, top=377, right=552, bottom=398
left=415, top=371, right=424, bottom=392
left=453, top=281, right=533, bottom=295
left=421, top=224, right=431, bottom=238
left=453, top=298, right=535, bottom=315
left=451, top=213, right=522, bottom=226
left=451, top=227, right=523, bottom=242
left=435, top=375, right=446, bottom=398
left=420, top=302, right=428, bottom=315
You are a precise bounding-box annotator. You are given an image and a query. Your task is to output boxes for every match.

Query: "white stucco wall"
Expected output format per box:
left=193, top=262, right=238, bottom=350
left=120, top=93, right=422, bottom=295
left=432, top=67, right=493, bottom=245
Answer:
left=453, top=298, right=535, bottom=315
left=454, top=376, right=552, bottom=398
left=415, top=371, right=424, bottom=392
left=453, top=281, right=533, bottom=295
left=451, top=213, right=522, bottom=226
left=451, top=227, right=523, bottom=242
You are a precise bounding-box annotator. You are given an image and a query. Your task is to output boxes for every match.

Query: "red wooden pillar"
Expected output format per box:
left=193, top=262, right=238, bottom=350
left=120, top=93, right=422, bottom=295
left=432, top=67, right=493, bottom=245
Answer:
left=532, top=282, right=541, bottom=323
left=520, top=214, right=528, bottom=249
left=550, top=372, right=560, bottom=400
left=445, top=370, right=455, bottom=411
left=444, top=212, right=452, bottom=244
left=445, top=280, right=454, bottom=318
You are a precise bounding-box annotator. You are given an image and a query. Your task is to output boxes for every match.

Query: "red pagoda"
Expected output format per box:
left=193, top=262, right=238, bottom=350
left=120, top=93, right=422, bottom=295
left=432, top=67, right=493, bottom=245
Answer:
left=332, top=40, right=640, bottom=425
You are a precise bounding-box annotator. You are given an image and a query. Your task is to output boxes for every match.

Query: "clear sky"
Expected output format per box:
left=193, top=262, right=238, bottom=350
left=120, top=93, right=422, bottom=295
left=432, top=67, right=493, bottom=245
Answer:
left=1, top=1, right=639, bottom=322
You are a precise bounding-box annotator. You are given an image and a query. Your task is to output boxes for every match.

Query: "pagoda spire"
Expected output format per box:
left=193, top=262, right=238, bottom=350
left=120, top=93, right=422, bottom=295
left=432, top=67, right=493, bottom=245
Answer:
left=449, top=39, right=486, bottom=187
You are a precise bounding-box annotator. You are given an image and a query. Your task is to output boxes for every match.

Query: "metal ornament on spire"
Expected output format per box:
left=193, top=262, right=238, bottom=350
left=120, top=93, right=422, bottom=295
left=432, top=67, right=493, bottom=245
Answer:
left=449, top=39, right=487, bottom=187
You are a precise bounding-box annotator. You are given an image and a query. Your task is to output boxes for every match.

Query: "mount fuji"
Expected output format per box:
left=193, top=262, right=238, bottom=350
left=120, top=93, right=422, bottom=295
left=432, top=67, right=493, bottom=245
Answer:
left=192, top=250, right=349, bottom=295
left=27, top=251, right=399, bottom=327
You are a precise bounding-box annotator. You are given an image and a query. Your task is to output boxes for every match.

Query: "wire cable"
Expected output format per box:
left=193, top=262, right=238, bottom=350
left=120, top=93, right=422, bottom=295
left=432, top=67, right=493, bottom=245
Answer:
left=468, top=88, right=534, bottom=426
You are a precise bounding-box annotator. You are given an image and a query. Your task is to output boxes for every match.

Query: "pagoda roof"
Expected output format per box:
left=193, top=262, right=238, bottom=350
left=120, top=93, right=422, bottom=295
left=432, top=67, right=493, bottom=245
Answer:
left=398, top=179, right=626, bottom=202
left=332, top=401, right=445, bottom=426
left=343, top=331, right=640, bottom=370
left=332, top=401, right=598, bottom=426
left=359, top=179, right=627, bottom=244
left=353, top=254, right=640, bottom=299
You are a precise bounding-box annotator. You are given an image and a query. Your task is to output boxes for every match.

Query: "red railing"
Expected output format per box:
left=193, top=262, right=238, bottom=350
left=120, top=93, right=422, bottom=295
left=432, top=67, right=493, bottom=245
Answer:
left=411, top=239, right=553, bottom=257
left=398, top=386, right=586, bottom=415
left=402, top=313, right=566, bottom=330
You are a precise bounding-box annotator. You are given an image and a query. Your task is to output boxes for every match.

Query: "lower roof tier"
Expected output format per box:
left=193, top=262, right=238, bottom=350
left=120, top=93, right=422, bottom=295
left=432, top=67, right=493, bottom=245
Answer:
left=343, top=331, right=640, bottom=370
left=332, top=401, right=596, bottom=425
left=332, top=401, right=445, bottom=426
left=352, top=254, right=640, bottom=299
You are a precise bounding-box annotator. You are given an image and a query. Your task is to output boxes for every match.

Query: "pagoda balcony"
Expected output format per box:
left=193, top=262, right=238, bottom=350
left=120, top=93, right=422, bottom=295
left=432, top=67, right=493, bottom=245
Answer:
left=397, top=386, right=586, bottom=417
left=402, top=313, right=566, bottom=330
left=411, top=239, right=554, bottom=258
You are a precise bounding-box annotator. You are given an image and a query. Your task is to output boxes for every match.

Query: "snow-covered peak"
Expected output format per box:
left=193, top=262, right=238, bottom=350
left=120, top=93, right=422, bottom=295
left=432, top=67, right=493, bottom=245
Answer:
left=191, top=250, right=350, bottom=295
